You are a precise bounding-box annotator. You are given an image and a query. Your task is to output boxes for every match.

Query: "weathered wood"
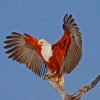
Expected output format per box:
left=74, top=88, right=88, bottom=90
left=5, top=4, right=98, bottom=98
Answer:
left=47, top=75, right=100, bottom=100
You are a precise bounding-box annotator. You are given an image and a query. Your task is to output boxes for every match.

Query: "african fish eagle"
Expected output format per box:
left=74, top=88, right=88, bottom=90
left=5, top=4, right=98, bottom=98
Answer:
left=4, top=14, right=82, bottom=87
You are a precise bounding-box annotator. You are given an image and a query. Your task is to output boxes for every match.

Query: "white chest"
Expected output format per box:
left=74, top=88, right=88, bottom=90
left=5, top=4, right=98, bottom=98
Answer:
left=41, top=45, right=53, bottom=62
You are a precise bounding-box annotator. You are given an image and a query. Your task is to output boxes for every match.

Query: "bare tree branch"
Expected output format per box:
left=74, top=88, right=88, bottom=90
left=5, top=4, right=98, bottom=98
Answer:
left=48, top=75, right=100, bottom=100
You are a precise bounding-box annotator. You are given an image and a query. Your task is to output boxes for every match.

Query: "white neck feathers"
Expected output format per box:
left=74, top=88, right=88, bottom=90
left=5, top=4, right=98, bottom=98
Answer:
left=41, top=44, right=53, bottom=62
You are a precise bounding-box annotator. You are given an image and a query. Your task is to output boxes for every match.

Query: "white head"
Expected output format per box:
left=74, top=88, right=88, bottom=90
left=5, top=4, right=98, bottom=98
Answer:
left=38, top=39, right=50, bottom=46
left=38, top=39, right=52, bottom=61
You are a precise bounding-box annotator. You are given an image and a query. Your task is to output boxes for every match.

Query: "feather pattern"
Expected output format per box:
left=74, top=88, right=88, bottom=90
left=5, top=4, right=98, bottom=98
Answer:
left=4, top=32, right=47, bottom=76
left=61, top=14, right=82, bottom=74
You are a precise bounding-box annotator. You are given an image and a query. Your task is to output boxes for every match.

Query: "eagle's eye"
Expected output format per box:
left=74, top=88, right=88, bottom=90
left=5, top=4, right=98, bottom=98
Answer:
left=40, top=41, right=43, bottom=43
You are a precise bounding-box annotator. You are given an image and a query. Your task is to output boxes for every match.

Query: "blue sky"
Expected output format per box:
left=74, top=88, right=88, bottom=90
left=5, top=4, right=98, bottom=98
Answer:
left=0, top=0, right=100, bottom=100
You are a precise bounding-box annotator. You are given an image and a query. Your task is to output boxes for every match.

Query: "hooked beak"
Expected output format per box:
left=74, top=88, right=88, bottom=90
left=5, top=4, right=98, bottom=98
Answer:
left=38, top=41, right=43, bottom=46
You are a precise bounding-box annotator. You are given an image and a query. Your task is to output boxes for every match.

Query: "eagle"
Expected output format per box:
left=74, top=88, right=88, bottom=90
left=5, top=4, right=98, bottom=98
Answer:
left=4, top=14, right=82, bottom=87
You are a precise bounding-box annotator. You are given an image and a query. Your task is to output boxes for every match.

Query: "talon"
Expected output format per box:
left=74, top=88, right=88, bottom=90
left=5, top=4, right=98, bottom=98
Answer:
left=42, top=71, right=57, bottom=80
left=42, top=75, right=47, bottom=80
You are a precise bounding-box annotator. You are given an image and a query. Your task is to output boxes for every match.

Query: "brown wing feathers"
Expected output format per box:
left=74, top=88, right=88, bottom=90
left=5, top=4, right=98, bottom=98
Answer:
left=61, top=14, right=82, bottom=74
left=4, top=32, right=47, bottom=76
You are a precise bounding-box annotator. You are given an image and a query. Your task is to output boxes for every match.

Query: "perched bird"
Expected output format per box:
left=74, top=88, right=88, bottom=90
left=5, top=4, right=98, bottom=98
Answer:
left=4, top=14, right=82, bottom=88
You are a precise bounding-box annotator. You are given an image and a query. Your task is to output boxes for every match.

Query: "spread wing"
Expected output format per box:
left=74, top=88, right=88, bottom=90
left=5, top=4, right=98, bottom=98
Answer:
left=52, top=14, right=82, bottom=74
left=61, top=14, right=82, bottom=74
left=4, top=32, right=47, bottom=76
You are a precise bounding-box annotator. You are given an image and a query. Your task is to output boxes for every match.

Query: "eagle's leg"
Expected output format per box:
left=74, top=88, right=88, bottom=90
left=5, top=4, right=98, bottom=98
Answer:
left=43, top=70, right=57, bottom=80
left=43, top=71, right=64, bottom=88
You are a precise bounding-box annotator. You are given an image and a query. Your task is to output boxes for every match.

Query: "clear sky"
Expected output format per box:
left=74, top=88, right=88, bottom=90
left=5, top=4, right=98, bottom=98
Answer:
left=0, top=0, right=100, bottom=100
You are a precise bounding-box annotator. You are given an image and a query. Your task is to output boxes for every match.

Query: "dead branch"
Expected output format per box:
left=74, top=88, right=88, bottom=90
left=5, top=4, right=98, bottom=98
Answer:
left=48, top=75, right=100, bottom=100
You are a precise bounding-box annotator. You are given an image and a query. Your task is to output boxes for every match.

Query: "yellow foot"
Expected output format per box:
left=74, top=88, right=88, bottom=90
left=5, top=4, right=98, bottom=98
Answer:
left=42, top=71, right=56, bottom=80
